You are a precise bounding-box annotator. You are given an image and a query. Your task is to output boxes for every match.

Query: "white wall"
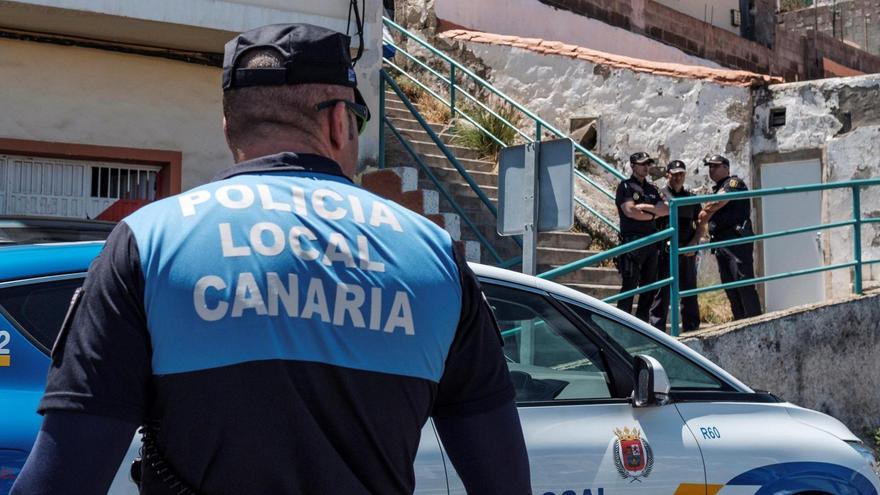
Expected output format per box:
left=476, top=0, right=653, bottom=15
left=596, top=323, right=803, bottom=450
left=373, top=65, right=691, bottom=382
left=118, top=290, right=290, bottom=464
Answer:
left=0, top=39, right=229, bottom=189
left=654, top=0, right=741, bottom=34
left=433, top=0, right=722, bottom=69
left=0, top=0, right=384, bottom=184
left=752, top=75, right=880, bottom=297
left=459, top=40, right=753, bottom=190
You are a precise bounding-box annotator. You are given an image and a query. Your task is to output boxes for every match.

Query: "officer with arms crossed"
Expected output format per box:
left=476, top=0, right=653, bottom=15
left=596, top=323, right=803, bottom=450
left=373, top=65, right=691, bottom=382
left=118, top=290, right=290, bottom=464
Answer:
left=614, top=152, right=668, bottom=322
left=12, top=24, right=531, bottom=495
left=698, top=154, right=762, bottom=320
left=649, top=160, right=701, bottom=333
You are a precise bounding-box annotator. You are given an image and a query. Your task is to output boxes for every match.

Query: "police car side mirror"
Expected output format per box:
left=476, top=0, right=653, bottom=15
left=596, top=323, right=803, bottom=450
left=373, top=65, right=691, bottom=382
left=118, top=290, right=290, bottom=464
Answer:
left=632, top=355, right=671, bottom=407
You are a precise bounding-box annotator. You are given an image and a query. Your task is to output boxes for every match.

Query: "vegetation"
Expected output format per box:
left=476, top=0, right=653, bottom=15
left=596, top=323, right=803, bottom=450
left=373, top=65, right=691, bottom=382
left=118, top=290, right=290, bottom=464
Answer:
left=451, top=102, right=523, bottom=160
left=778, top=0, right=813, bottom=12
left=389, top=72, right=454, bottom=125
left=699, top=289, right=734, bottom=325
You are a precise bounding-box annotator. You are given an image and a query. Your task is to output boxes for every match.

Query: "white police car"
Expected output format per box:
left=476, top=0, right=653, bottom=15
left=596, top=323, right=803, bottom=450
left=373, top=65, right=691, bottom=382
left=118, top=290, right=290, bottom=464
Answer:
left=412, top=264, right=880, bottom=495
left=1, top=247, right=878, bottom=494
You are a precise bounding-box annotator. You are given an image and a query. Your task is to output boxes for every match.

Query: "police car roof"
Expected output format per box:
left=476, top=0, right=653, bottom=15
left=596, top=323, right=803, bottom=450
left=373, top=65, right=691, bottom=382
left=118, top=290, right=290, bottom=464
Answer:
left=0, top=241, right=103, bottom=282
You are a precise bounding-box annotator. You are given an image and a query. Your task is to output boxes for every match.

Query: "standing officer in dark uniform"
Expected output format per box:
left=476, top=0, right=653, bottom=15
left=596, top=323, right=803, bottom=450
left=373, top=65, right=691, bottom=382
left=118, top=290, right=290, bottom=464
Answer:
left=12, top=23, right=531, bottom=495
left=614, top=152, right=668, bottom=322
left=649, top=160, right=701, bottom=332
left=698, top=154, right=762, bottom=320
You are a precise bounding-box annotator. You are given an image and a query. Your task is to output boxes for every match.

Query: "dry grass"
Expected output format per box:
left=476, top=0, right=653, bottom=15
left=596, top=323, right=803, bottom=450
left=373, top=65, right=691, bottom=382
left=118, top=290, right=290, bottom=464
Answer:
left=698, top=289, right=734, bottom=325
left=391, top=74, right=454, bottom=125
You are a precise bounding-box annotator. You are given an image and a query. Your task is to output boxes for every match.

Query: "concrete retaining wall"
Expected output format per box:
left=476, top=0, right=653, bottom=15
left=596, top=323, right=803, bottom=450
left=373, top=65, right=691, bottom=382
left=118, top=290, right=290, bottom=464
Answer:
left=681, top=292, right=880, bottom=445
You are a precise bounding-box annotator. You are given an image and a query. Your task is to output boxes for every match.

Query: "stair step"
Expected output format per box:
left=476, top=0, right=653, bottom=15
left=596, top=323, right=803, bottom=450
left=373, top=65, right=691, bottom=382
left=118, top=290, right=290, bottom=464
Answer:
left=537, top=265, right=621, bottom=286
left=424, top=166, right=498, bottom=188
left=537, top=233, right=593, bottom=250
left=420, top=153, right=496, bottom=173
left=535, top=246, right=597, bottom=265
left=407, top=139, right=487, bottom=161
left=422, top=180, right=497, bottom=201
left=385, top=116, right=448, bottom=135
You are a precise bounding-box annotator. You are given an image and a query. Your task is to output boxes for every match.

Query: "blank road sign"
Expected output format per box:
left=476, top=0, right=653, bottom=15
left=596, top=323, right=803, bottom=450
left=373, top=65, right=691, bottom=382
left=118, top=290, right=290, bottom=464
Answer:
left=498, top=138, right=574, bottom=235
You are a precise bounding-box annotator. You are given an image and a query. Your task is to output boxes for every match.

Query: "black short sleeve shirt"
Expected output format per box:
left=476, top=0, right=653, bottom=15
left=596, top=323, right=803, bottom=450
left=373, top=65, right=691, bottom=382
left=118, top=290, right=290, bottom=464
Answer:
left=710, top=175, right=751, bottom=236
left=39, top=152, right=514, bottom=495
left=616, top=176, right=662, bottom=236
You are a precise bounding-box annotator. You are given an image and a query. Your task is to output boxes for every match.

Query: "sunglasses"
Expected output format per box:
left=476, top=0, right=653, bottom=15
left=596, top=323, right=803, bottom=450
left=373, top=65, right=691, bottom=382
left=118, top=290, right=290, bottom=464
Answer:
left=315, top=99, right=370, bottom=135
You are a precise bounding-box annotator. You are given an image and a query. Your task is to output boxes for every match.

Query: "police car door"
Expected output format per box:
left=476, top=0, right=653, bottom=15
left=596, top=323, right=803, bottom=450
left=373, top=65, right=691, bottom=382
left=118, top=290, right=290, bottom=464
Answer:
left=441, top=281, right=705, bottom=495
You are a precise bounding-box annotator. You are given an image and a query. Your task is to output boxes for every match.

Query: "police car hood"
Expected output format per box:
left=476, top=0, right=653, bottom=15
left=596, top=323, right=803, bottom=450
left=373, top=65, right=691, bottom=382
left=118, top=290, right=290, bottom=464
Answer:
left=784, top=403, right=861, bottom=442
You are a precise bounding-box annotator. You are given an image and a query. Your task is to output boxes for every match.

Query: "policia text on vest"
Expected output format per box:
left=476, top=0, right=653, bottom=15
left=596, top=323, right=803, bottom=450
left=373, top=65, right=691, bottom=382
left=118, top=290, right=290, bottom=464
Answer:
left=181, top=182, right=415, bottom=334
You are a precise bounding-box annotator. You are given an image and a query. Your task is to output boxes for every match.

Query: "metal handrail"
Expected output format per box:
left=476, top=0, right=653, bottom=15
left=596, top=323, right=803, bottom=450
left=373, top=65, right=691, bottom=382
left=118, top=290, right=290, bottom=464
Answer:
left=383, top=71, right=498, bottom=217
left=381, top=71, right=520, bottom=267
left=383, top=16, right=624, bottom=234
left=665, top=180, right=877, bottom=336
left=384, top=116, right=506, bottom=264
left=535, top=178, right=880, bottom=337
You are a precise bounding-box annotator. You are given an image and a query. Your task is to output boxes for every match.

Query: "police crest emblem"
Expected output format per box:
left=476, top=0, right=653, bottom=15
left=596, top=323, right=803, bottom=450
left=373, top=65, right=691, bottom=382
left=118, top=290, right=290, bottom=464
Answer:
left=728, top=178, right=739, bottom=188
left=633, top=192, right=641, bottom=201
left=613, top=427, right=654, bottom=482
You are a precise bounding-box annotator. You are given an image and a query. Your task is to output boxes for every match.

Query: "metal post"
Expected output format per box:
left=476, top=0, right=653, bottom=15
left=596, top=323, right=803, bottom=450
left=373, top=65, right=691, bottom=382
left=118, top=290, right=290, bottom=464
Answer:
left=449, top=65, right=456, bottom=121
left=522, top=140, right=539, bottom=275
left=669, top=200, right=681, bottom=337
left=378, top=76, right=386, bottom=169
left=853, top=186, right=863, bottom=295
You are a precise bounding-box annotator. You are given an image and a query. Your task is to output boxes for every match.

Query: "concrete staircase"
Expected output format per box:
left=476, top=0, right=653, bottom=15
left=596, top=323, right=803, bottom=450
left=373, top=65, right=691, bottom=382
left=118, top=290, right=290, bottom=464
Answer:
left=373, top=90, right=621, bottom=300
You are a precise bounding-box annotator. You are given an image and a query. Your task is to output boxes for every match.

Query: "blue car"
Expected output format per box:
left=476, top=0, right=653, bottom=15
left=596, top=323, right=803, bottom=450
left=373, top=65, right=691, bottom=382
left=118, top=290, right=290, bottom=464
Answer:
left=2, top=242, right=878, bottom=495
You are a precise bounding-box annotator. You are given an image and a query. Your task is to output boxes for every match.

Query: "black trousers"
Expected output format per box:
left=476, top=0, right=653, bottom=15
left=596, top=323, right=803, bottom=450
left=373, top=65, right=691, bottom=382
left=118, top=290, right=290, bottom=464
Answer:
left=715, top=243, right=762, bottom=320
left=616, top=241, right=659, bottom=323
left=649, top=253, right=700, bottom=333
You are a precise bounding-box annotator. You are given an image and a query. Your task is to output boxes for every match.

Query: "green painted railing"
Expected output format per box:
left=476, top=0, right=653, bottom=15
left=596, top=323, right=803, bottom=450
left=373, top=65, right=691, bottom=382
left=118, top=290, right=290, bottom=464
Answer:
left=382, top=16, right=622, bottom=234
left=540, top=178, right=880, bottom=337
left=381, top=70, right=520, bottom=267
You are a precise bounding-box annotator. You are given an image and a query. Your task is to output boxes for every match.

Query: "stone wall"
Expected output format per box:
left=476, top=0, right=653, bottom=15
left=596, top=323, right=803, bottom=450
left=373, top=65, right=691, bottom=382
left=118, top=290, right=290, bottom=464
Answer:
left=449, top=37, right=756, bottom=190
left=751, top=74, right=880, bottom=297
left=681, top=291, right=880, bottom=446
left=779, top=0, right=880, bottom=57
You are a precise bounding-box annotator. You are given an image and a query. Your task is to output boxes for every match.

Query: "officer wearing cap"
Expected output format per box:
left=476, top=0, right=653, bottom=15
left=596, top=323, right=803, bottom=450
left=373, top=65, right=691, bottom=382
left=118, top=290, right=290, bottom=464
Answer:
left=649, top=160, right=701, bottom=332
left=614, top=152, right=668, bottom=322
left=12, top=24, right=530, bottom=495
left=697, top=154, right=762, bottom=320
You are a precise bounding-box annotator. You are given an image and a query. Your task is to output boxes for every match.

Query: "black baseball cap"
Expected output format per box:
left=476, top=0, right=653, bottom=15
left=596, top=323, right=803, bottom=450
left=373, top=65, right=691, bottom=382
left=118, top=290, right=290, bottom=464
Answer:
left=704, top=154, right=730, bottom=166
left=666, top=160, right=687, bottom=174
left=222, top=23, right=368, bottom=112
left=630, top=152, right=655, bottom=165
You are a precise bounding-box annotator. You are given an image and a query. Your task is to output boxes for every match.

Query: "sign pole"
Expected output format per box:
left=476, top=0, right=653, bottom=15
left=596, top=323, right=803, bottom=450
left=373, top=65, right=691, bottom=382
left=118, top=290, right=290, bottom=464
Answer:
left=522, top=141, right=539, bottom=275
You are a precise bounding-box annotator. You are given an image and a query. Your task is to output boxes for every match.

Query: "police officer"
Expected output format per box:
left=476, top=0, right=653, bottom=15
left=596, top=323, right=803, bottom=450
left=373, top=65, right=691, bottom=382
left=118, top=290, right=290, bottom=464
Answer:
left=614, top=151, right=668, bottom=322
left=12, top=24, right=531, bottom=495
left=649, top=160, right=701, bottom=333
left=698, top=154, right=762, bottom=320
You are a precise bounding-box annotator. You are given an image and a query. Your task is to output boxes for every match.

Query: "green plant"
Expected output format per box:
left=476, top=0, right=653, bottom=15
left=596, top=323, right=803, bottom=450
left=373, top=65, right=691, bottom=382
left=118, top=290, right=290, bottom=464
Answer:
left=873, top=427, right=880, bottom=452
left=698, top=289, right=733, bottom=325
left=451, top=103, right=522, bottom=160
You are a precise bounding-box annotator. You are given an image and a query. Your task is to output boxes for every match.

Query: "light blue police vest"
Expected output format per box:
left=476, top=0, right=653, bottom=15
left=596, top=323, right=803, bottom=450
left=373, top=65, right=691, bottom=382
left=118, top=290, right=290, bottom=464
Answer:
left=123, top=168, right=462, bottom=383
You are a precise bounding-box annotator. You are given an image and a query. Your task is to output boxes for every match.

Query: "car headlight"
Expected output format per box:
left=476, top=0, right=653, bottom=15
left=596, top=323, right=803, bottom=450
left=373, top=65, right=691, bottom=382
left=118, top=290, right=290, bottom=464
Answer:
left=847, top=441, right=880, bottom=477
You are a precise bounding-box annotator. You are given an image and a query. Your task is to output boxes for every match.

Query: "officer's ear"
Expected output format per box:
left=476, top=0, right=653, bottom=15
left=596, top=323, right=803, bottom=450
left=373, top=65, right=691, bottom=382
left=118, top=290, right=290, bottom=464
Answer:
left=327, top=101, right=353, bottom=152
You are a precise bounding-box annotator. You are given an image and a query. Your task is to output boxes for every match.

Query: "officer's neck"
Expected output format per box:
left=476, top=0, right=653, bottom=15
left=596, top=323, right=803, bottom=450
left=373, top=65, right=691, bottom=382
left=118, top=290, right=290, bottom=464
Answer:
left=630, top=174, right=648, bottom=185
left=232, top=136, right=350, bottom=176
left=714, top=175, right=731, bottom=186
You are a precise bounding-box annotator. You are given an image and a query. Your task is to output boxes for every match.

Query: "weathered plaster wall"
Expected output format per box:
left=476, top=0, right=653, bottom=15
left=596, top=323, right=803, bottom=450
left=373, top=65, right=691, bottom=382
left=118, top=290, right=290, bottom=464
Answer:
left=0, top=37, right=382, bottom=190
left=457, top=40, right=754, bottom=190
left=433, top=0, right=722, bottom=68
left=752, top=75, right=880, bottom=297
left=682, top=291, right=880, bottom=445
left=0, top=38, right=228, bottom=189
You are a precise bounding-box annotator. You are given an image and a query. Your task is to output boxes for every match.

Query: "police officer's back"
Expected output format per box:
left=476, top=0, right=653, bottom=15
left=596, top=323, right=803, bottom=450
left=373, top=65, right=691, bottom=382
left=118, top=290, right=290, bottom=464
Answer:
left=12, top=24, right=531, bottom=495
